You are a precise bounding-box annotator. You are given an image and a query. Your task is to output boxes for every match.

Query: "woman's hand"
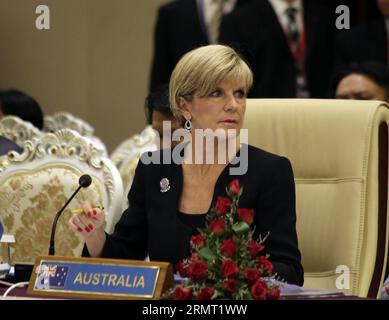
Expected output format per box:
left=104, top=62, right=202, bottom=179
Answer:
left=68, top=200, right=105, bottom=239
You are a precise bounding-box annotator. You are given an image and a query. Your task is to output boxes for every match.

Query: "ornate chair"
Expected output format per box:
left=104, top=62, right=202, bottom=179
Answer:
left=0, top=115, right=41, bottom=146
left=0, top=129, right=123, bottom=264
left=43, top=112, right=108, bottom=156
left=244, top=99, right=389, bottom=298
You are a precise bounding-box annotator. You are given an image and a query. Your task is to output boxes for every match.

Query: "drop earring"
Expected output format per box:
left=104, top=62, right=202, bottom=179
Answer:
left=184, top=119, right=192, bottom=132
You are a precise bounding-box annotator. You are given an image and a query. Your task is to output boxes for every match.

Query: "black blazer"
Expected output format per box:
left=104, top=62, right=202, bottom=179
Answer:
left=149, top=0, right=251, bottom=91
left=334, top=18, right=387, bottom=68
left=94, top=144, right=304, bottom=286
left=219, top=0, right=335, bottom=98
left=0, top=136, right=23, bottom=156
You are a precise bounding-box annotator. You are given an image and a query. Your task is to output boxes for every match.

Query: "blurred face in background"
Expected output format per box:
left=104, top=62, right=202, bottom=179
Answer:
left=151, top=110, right=181, bottom=148
left=378, top=0, right=389, bottom=17
left=335, top=73, right=388, bottom=101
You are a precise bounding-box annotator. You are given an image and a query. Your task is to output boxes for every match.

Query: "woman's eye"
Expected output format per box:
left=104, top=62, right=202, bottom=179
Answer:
left=209, top=90, right=221, bottom=97
left=235, top=90, right=245, bottom=98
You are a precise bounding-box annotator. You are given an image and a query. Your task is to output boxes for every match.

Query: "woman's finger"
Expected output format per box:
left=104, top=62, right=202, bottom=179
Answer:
left=68, top=215, right=85, bottom=233
left=77, top=213, right=95, bottom=233
left=82, top=201, right=94, bottom=217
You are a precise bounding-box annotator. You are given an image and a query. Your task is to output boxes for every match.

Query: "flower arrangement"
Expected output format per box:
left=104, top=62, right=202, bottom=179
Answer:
left=166, top=179, right=280, bottom=300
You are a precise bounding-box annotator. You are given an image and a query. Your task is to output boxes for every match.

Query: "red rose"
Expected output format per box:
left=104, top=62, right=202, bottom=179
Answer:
left=223, top=278, right=237, bottom=293
left=251, top=279, right=268, bottom=300
left=209, top=218, right=225, bottom=235
left=256, top=256, right=273, bottom=275
left=190, top=235, right=206, bottom=249
left=214, top=196, right=231, bottom=215
left=237, top=208, right=254, bottom=225
left=267, top=286, right=281, bottom=300
left=196, top=287, right=215, bottom=300
left=221, top=239, right=237, bottom=257
left=243, top=269, right=261, bottom=284
left=172, top=286, right=192, bottom=300
left=189, top=253, right=200, bottom=261
left=227, top=179, right=241, bottom=197
left=247, top=239, right=264, bottom=258
left=175, top=261, right=187, bottom=277
left=220, top=259, right=239, bottom=278
left=187, top=259, right=208, bottom=281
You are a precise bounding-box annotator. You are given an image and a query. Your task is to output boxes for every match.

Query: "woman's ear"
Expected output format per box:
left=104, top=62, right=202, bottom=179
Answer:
left=178, top=97, right=191, bottom=120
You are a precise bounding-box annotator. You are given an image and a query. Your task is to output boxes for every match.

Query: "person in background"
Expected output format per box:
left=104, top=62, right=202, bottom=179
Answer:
left=0, top=136, right=23, bottom=157
left=144, top=84, right=182, bottom=149
left=330, top=61, right=389, bottom=101
left=0, top=89, right=41, bottom=156
left=149, top=0, right=252, bottom=91
left=110, top=84, right=181, bottom=206
left=0, top=89, right=44, bottom=130
left=219, top=0, right=335, bottom=98
left=331, top=61, right=389, bottom=297
left=335, top=0, right=389, bottom=69
left=70, top=44, right=304, bottom=286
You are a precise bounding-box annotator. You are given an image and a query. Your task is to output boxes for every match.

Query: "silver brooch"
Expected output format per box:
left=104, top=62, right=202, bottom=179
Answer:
left=160, top=178, right=170, bottom=193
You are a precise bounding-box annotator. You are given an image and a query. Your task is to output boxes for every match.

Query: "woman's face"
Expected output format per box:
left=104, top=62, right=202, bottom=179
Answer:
left=181, top=79, right=247, bottom=136
left=336, top=73, right=387, bottom=101
left=378, top=0, right=389, bottom=17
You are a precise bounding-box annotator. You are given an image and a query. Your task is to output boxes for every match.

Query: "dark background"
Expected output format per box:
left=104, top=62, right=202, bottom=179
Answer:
left=316, top=0, right=380, bottom=25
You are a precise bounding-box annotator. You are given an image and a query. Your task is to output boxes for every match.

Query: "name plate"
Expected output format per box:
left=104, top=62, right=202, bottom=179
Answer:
left=27, top=256, right=174, bottom=299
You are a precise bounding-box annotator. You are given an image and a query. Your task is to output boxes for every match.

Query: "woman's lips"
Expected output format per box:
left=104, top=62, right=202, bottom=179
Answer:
left=220, top=119, right=237, bottom=123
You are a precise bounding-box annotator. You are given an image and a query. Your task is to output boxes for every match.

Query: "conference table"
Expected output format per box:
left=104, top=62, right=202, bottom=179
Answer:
left=0, top=282, right=366, bottom=300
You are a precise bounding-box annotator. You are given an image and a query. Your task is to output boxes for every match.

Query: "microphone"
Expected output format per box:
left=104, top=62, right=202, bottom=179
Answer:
left=48, top=174, right=92, bottom=255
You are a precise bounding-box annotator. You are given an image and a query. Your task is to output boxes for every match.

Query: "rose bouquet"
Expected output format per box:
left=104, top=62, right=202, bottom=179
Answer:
left=165, top=179, right=280, bottom=300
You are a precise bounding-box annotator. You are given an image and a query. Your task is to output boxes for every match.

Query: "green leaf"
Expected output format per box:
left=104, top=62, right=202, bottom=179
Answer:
left=199, top=247, right=216, bottom=262
left=213, top=290, right=224, bottom=299
left=243, top=292, right=253, bottom=300
left=232, top=222, right=250, bottom=235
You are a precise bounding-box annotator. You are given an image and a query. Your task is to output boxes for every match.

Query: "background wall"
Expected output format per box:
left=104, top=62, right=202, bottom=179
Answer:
left=0, top=0, right=169, bottom=152
left=0, top=0, right=377, bottom=153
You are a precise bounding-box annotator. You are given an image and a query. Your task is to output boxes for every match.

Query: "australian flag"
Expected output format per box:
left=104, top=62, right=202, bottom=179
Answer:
left=48, top=265, right=69, bottom=289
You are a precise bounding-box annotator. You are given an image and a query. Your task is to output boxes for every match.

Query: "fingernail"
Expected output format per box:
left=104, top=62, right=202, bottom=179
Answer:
left=93, top=210, right=97, bottom=216
left=88, top=224, right=93, bottom=230
left=87, top=211, right=93, bottom=217
left=77, top=227, right=83, bottom=232
left=85, top=227, right=90, bottom=232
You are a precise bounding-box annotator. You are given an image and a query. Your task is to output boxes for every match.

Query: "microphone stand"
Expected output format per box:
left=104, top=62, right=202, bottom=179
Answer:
left=48, top=185, right=82, bottom=255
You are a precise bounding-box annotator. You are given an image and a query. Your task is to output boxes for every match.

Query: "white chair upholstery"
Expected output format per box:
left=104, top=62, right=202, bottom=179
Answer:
left=0, top=129, right=123, bottom=264
left=243, top=99, right=389, bottom=298
left=43, top=112, right=108, bottom=156
left=0, top=115, right=41, bottom=146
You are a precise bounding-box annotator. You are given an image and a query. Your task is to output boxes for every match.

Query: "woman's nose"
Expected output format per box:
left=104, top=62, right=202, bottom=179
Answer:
left=224, top=93, right=239, bottom=110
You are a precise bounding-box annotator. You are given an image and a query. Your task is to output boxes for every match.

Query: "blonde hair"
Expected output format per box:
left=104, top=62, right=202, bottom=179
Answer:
left=169, top=45, right=253, bottom=122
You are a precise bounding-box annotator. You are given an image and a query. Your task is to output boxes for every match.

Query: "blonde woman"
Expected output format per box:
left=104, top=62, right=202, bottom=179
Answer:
left=69, top=45, right=304, bottom=286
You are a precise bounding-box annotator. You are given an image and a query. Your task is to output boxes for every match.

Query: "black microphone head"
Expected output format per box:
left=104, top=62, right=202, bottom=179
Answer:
left=79, top=174, right=92, bottom=188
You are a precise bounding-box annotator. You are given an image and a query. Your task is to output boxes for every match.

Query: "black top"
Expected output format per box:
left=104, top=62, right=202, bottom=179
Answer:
left=85, top=144, right=304, bottom=286
left=0, top=136, right=23, bottom=156
left=177, top=211, right=207, bottom=235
